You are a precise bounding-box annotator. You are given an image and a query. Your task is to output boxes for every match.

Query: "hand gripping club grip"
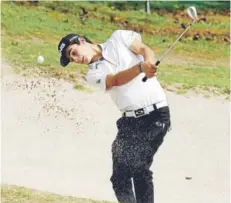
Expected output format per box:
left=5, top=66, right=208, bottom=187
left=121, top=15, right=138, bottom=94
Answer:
left=142, top=60, right=160, bottom=82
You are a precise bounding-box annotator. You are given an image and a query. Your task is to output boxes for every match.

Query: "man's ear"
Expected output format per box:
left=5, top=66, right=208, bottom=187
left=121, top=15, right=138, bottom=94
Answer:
left=79, top=37, right=86, bottom=44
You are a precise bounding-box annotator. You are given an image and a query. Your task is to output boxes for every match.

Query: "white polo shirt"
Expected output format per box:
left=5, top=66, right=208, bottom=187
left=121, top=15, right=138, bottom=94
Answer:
left=86, top=30, right=167, bottom=112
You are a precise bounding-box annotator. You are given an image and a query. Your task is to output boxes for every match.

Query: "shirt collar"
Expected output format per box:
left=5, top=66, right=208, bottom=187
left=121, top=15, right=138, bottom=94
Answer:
left=98, top=43, right=116, bottom=66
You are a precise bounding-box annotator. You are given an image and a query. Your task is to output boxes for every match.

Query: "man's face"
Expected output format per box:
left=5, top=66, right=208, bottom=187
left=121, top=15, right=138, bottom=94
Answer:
left=65, top=39, right=91, bottom=65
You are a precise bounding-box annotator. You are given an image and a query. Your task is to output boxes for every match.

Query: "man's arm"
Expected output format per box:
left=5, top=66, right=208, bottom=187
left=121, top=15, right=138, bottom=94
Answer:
left=106, top=39, right=157, bottom=90
left=130, top=39, right=156, bottom=63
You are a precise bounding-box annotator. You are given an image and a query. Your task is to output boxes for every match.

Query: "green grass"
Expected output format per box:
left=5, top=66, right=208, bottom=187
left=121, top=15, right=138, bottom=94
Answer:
left=106, top=1, right=230, bottom=12
left=1, top=1, right=230, bottom=95
left=159, top=64, right=230, bottom=94
left=1, top=185, right=114, bottom=203
left=170, top=39, right=230, bottom=59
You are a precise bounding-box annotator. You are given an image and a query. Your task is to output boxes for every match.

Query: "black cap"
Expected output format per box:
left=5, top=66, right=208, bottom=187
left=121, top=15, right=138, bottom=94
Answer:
left=58, top=33, right=80, bottom=67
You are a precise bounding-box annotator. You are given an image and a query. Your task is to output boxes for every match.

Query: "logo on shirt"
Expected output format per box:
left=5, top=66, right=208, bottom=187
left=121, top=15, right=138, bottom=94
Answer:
left=96, top=79, right=101, bottom=84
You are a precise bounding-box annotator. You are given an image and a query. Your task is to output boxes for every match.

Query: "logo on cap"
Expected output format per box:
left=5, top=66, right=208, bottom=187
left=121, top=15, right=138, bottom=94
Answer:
left=69, top=36, right=78, bottom=42
left=59, top=43, right=66, bottom=53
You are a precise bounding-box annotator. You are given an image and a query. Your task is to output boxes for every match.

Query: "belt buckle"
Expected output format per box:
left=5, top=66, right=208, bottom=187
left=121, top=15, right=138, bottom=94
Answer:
left=134, top=108, right=145, bottom=118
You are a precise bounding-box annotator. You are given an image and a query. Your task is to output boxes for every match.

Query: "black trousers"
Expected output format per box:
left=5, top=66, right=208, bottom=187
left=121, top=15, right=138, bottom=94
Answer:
left=110, top=106, right=171, bottom=203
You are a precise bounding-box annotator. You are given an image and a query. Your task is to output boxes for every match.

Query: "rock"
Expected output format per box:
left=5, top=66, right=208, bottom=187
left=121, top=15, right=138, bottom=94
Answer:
left=193, top=34, right=200, bottom=40
left=181, top=23, right=186, bottom=29
left=224, top=37, right=230, bottom=43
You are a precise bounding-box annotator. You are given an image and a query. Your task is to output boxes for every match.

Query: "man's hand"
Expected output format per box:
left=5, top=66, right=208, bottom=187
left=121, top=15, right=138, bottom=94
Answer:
left=130, top=39, right=157, bottom=79
left=141, top=61, right=157, bottom=78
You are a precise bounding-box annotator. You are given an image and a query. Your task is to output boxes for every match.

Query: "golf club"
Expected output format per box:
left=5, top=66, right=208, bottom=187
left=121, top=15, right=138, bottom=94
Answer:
left=142, top=6, right=198, bottom=82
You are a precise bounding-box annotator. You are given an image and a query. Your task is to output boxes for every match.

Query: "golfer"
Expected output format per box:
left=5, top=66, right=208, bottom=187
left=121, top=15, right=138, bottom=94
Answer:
left=58, top=30, right=171, bottom=203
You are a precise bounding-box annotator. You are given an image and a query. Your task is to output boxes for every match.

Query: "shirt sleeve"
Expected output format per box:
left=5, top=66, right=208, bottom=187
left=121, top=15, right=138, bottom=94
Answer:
left=85, top=62, right=109, bottom=91
left=111, top=30, right=142, bottom=48
left=86, top=70, right=107, bottom=91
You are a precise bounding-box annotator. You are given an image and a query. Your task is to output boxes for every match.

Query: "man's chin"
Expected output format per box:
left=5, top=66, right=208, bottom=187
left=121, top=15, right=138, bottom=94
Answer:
left=85, top=58, right=91, bottom=64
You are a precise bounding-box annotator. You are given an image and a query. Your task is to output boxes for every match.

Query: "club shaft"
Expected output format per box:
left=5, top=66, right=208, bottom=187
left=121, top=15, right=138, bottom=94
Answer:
left=158, top=20, right=196, bottom=62
left=142, top=19, right=196, bottom=82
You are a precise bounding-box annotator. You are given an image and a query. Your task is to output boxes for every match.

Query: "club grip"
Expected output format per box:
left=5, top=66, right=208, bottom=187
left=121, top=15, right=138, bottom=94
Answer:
left=142, top=76, right=148, bottom=82
left=142, top=60, right=160, bottom=82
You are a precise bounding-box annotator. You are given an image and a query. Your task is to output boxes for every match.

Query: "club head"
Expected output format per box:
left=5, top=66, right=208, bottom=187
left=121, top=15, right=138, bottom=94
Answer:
left=187, top=6, right=198, bottom=21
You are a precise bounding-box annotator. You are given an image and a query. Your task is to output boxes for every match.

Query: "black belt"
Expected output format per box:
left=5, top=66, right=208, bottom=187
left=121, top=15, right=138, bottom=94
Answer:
left=122, top=101, right=168, bottom=118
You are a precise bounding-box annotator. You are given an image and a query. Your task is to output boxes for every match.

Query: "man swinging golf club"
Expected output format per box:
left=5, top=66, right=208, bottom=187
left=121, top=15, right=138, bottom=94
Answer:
left=57, top=6, right=198, bottom=203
